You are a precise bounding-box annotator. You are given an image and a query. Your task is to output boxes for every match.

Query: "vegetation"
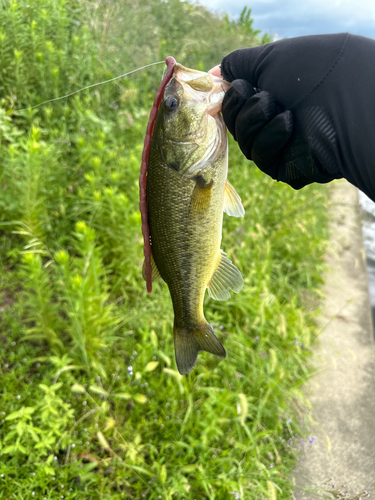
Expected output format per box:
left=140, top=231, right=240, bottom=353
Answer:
left=0, top=0, right=328, bottom=498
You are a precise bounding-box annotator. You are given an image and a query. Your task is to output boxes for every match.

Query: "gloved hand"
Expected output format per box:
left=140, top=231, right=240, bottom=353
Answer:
left=216, top=33, right=375, bottom=200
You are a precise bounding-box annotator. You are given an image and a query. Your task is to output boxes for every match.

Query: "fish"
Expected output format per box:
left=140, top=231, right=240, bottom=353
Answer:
left=140, top=58, right=245, bottom=375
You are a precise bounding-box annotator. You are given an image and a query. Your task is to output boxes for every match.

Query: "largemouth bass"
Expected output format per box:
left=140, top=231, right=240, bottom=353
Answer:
left=141, top=58, right=245, bottom=375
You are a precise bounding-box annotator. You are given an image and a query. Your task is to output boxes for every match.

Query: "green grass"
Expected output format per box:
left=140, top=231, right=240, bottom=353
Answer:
left=0, top=0, right=329, bottom=498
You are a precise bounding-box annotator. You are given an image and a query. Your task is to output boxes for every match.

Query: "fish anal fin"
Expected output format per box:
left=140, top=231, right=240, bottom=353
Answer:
left=174, top=322, right=226, bottom=375
left=142, top=252, right=162, bottom=283
left=223, top=179, right=245, bottom=217
left=208, top=250, right=244, bottom=301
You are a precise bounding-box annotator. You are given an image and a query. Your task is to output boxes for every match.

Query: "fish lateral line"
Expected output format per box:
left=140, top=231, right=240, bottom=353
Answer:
left=15, top=60, right=166, bottom=112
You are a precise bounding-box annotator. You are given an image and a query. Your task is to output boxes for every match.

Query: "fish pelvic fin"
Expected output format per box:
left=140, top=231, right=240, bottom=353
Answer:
left=208, top=250, right=244, bottom=301
left=223, top=179, right=245, bottom=217
left=174, top=321, right=226, bottom=375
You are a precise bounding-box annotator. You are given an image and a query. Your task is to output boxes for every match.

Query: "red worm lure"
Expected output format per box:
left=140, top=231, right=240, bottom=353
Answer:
left=139, top=56, right=176, bottom=293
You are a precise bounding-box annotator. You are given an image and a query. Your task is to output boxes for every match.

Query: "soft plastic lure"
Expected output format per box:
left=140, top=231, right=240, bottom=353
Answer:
left=139, top=56, right=176, bottom=293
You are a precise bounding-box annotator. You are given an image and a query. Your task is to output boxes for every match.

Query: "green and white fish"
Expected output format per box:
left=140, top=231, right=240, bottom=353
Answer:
left=144, top=61, right=245, bottom=375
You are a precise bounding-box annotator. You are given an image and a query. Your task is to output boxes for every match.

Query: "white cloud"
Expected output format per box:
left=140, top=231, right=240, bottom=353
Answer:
left=194, top=0, right=375, bottom=39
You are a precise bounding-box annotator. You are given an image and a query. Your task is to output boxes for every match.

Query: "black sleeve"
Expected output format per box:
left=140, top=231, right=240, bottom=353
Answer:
left=220, top=33, right=375, bottom=201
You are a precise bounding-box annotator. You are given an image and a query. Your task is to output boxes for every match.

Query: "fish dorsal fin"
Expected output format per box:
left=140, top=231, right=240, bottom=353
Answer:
left=223, top=180, right=245, bottom=217
left=208, top=250, right=244, bottom=301
left=142, top=252, right=162, bottom=283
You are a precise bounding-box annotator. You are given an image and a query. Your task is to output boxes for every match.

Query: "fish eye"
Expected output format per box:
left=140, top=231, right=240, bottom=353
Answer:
left=165, top=95, right=179, bottom=112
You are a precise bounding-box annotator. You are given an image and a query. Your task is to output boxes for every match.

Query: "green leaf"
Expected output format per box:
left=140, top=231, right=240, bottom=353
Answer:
left=16, top=421, right=25, bottom=437
left=159, top=464, right=167, bottom=483
left=103, top=418, right=116, bottom=432
left=114, top=392, right=132, bottom=400
left=29, top=428, right=41, bottom=442
left=145, top=361, right=159, bottom=372
left=97, top=431, right=110, bottom=451
left=5, top=407, right=35, bottom=421
left=89, top=385, right=108, bottom=396
left=163, top=368, right=182, bottom=380
left=150, top=329, right=158, bottom=348
left=91, top=359, right=107, bottom=378
left=4, top=431, right=17, bottom=442
left=71, top=384, right=86, bottom=393
left=180, top=464, right=196, bottom=473
left=267, top=480, right=277, bottom=500
left=81, top=462, right=100, bottom=474
left=157, top=350, right=171, bottom=366
left=53, top=366, right=82, bottom=380
left=44, top=465, right=55, bottom=475
left=126, top=464, right=153, bottom=476
left=38, top=384, right=50, bottom=392
left=163, top=368, right=184, bottom=394
left=2, top=445, right=17, bottom=454
left=134, top=394, right=147, bottom=404
left=238, top=393, right=248, bottom=426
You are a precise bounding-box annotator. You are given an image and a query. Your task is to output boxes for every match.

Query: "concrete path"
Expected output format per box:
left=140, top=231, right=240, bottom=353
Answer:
left=293, top=181, right=375, bottom=498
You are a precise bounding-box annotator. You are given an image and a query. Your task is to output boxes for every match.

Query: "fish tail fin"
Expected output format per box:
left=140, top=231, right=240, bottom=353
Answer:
left=174, top=321, right=226, bottom=375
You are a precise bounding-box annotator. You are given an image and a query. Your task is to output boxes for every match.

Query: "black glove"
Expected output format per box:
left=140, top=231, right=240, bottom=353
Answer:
left=221, top=33, right=375, bottom=200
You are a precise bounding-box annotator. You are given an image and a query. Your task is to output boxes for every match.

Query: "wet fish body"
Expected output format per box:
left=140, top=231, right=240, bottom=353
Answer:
left=145, top=63, right=244, bottom=375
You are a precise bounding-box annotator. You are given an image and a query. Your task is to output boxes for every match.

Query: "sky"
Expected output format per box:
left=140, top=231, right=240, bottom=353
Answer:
left=195, top=0, right=375, bottom=40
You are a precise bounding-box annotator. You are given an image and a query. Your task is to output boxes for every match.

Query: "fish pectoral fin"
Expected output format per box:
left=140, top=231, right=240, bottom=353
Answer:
left=223, top=180, right=245, bottom=217
left=142, top=252, right=163, bottom=283
left=208, top=250, right=244, bottom=301
left=174, top=322, right=226, bottom=375
left=189, top=175, right=213, bottom=214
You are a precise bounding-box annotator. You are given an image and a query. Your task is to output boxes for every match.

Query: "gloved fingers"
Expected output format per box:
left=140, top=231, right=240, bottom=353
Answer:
left=221, top=34, right=349, bottom=109
left=233, top=90, right=279, bottom=158
left=221, top=80, right=256, bottom=140
left=220, top=46, right=267, bottom=85
left=251, top=110, right=294, bottom=171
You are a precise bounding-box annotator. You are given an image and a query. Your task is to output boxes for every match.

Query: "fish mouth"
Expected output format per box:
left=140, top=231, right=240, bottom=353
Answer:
left=175, top=64, right=230, bottom=114
left=162, top=65, right=229, bottom=177
left=174, top=64, right=230, bottom=93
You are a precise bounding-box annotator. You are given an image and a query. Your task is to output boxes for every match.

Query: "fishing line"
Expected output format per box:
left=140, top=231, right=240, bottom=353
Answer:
left=160, top=64, right=167, bottom=82
left=16, top=60, right=165, bottom=112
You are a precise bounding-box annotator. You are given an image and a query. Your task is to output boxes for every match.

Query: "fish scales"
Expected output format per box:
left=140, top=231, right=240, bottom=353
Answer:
left=144, top=62, right=245, bottom=375
left=147, top=139, right=227, bottom=326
